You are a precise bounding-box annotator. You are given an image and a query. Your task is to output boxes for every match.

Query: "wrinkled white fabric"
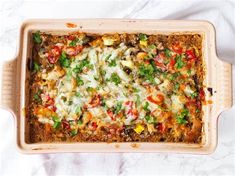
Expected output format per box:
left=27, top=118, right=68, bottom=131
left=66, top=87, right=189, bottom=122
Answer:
left=0, top=0, right=234, bottom=176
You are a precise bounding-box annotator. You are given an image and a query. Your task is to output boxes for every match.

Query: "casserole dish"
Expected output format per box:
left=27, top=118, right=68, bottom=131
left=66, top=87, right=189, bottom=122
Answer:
left=0, top=19, right=232, bottom=154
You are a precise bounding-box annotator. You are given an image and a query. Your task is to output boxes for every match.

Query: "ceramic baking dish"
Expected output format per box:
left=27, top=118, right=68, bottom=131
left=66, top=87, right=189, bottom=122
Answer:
left=0, top=19, right=232, bottom=154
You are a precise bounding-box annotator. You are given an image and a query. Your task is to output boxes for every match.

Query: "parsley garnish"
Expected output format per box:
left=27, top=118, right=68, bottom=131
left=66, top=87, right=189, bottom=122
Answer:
left=33, top=31, right=42, bottom=44
left=109, top=73, right=121, bottom=85
left=139, top=33, right=148, bottom=41
left=59, top=51, right=70, bottom=68
left=175, top=55, right=185, bottom=69
left=176, top=108, right=189, bottom=124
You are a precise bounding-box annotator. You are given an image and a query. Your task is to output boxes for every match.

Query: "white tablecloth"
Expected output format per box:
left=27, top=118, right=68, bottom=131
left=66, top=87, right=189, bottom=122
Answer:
left=0, top=0, right=234, bottom=175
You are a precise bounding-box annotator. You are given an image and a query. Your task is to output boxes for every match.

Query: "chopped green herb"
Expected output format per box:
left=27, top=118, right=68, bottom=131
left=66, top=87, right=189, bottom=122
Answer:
left=70, top=129, right=78, bottom=136
left=114, top=101, right=122, bottom=114
left=145, top=115, right=156, bottom=124
left=34, top=93, right=41, bottom=103
left=143, top=102, right=149, bottom=111
left=139, top=33, right=148, bottom=41
left=190, top=92, right=198, bottom=98
left=139, top=64, right=155, bottom=82
left=33, top=31, right=42, bottom=44
left=73, top=58, right=92, bottom=73
left=176, top=108, right=189, bottom=124
left=33, top=62, right=40, bottom=72
left=76, top=76, right=84, bottom=86
left=76, top=92, right=81, bottom=97
left=133, top=88, right=140, bottom=92
left=174, top=83, right=180, bottom=90
left=52, top=116, right=60, bottom=122
left=77, top=119, right=83, bottom=125
left=59, top=51, right=70, bottom=68
left=196, top=109, right=200, bottom=113
left=108, top=59, right=117, bottom=67
left=75, top=106, right=81, bottom=114
left=109, top=73, right=121, bottom=85
left=69, top=38, right=79, bottom=46
left=52, top=116, right=61, bottom=129
left=164, top=48, right=172, bottom=58
left=175, top=55, right=184, bottom=69
left=105, top=54, right=112, bottom=61
left=187, top=69, right=192, bottom=75
left=86, top=87, right=93, bottom=92
left=53, top=121, right=61, bottom=129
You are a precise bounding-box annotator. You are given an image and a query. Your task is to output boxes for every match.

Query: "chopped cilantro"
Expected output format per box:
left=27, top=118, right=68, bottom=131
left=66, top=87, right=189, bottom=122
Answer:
left=143, top=102, right=149, bottom=111
left=59, top=51, right=70, bottom=68
left=77, top=119, right=83, bottom=125
left=33, top=31, right=42, bottom=44
left=108, top=59, right=117, bottom=67
left=114, top=101, right=122, bottom=114
left=138, top=64, right=155, bottom=82
left=75, top=92, right=81, bottom=97
left=174, top=83, right=180, bottom=90
left=190, top=92, right=198, bottom=98
left=73, top=58, right=92, bottom=73
left=145, top=115, right=156, bottom=124
left=70, top=129, right=78, bottom=136
left=109, top=73, right=121, bottom=85
left=69, top=38, right=79, bottom=46
left=175, top=55, right=185, bottom=69
left=164, top=48, right=172, bottom=58
left=176, top=108, right=189, bottom=124
left=105, top=54, right=112, bottom=61
left=76, top=76, right=84, bottom=86
left=52, top=116, right=61, bottom=129
left=139, top=33, right=148, bottom=41
left=33, top=62, right=40, bottom=72
left=75, top=106, right=81, bottom=114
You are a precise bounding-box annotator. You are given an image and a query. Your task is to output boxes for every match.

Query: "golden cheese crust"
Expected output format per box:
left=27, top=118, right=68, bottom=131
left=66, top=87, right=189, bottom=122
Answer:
left=27, top=31, right=204, bottom=144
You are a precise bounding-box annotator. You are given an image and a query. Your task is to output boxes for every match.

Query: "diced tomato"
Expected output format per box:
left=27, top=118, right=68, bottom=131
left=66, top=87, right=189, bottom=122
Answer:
left=89, top=94, right=101, bottom=108
left=158, top=123, right=165, bottom=133
left=147, top=94, right=164, bottom=105
left=62, top=120, right=70, bottom=130
left=125, top=101, right=133, bottom=106
left=172, top=43, right=183, bottom=54
left=67, top=35, right=76, bottom=40
left=168, top=58, right=176, bottom=69
left=154, top=60, right=166, bottom=68
left=47, top=46, right=61, bottom=64
left=186, top=49, right=197, bottom=61
left=153, top=55, right=167, bottom=70
left=65, top=45, right=83, bottom=56
left=199, top=88, right=205, bottom=101
left=107, top=109, right=115, bottom=121
left=91, top=122, right=98, bottom=130
left=128, top=108, right=139, bottom=120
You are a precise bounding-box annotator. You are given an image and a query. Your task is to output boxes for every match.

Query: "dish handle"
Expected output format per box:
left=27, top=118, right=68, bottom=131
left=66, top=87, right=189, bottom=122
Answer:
left=0, top=59, right=17, bottom=112
left=216, top=57, right=233, bottom=115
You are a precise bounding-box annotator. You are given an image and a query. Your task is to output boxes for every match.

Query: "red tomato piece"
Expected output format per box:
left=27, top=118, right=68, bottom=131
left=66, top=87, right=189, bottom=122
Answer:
left=147, top=94, right=164, bottom=105
left=186, top=49, right=197, bottom=62
left=65, top=45, right=83, bottom=56
left=199, top=88, right=205, bottom=101
left=62, top=120, right=70, bottom=130
left=107, top=109, right=115, bottom=121
left=91, top=122, right=98, bottom=130
left=172, top=43, right=183, bottom=54
left=48, top=46, right=61, bottom=64
left=158, top=123, right=166, bottom=133
left=168, top=58, right=176, bottom=69
left=89, top=94, right=101, bottom=108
